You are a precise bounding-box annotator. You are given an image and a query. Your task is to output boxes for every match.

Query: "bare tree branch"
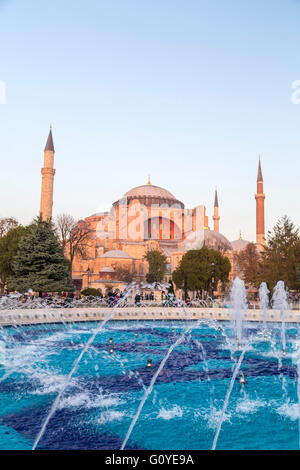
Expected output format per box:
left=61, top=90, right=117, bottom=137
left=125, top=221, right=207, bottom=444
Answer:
left=0, top=217, right=19, bottom=237
left=112, top=263, right=134, bottom=283
left=55, top=214, right=94, bottom=271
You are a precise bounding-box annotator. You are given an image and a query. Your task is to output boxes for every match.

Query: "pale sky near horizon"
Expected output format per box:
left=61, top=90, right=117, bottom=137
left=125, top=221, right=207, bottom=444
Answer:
left=1, top=0, right=300, bottom=242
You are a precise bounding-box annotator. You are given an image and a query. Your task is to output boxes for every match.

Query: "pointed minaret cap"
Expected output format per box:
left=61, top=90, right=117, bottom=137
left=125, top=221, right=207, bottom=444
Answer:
left=147, top=175, right=152, bottom=185
left=257, top=155, right=263, bottom=182
left=214, top=187, right=219, bottom=207
left=45, top=125, right=55, bottom=152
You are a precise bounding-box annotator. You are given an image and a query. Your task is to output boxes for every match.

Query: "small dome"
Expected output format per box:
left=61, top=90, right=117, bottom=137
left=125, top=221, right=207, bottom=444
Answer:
left=100, top=250, right=132, bottom=259
left=179, top=230, right=233, bottom=252
left=231, top=239, right=251, bottom=252
left=124, top=184, right=176, bottom=200
left=100, top=266, right=115, bottom=273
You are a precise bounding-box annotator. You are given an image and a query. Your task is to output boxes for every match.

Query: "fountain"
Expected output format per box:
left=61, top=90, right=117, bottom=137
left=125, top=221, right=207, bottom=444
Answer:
left=0, top=277, right=300, bottom=450
left=211, top=277, right=249, bottom=450
left=272, top=280, right=289, bottom=355
left=230, top=277, right=247, bottom=349
left=211, top=347, right=247, bottom=450
left=31, top=286, right=134, bottom=450
left=259, top=282, right=270, bottom=330
left=120, top=323, right=193, bottom=450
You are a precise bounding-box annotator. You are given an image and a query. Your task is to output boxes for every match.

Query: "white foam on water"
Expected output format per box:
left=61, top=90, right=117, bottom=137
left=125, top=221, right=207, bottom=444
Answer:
left=57, top=392, right=89, bottom=409
left=195, top=406, right=232, bottom=430
left=277, top=402, right=298, bottom=421
left=58, top=392, right=123, bottom=410
left=236, top=398, right=265, bottom=414
left=1, top=343, right=50, bottom=376
left=107, top=323, right=147, bottom=331
left=68, top=328, right=98, bottom=335
left=0, top=340, right=5, bottom=365
left=35, top=331, right=71, bottom=344
left=31, top=371, right=75, bottom=395
left=31, top=368, right=124, bottom=410
left=157, top=405, right=183, bottom=420
left=97, top=410, right=124, bottom=425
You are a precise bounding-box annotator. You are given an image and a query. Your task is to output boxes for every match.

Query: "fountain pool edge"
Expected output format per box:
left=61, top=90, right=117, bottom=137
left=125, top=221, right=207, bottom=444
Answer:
left=0, top=307, right=300, bottom=326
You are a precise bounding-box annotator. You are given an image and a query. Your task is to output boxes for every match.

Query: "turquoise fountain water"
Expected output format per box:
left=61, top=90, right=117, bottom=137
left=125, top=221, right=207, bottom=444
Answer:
left=32, top=286, right=134, bottom=450
left=0, top=278, right=300, bottom=450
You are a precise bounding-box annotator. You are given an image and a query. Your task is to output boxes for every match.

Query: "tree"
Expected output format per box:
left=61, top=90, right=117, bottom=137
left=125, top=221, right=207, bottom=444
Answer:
left=0, top=225, right=30, bottom=285
left=8, top=217, right=74, bottom=293
left=297, top=264, right=300, bottom=286
left=144, top=249, right=167, bottom=283
left=234, top=243, right=262, bottom=288
left=81, top=287, right=102, bottom=297
left=112, top=263, right=134, bottom=283
left=56, top=214, right=93, bottom=272
left=261, top=216, right=300, bottom=291
left=172, top=247, right=231, bottom=296
left=0, top=217, right=19, bottom=237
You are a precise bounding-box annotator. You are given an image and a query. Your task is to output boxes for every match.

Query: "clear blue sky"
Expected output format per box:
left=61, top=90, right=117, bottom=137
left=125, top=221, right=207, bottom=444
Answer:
left=1, top=0, right=300, bottom=242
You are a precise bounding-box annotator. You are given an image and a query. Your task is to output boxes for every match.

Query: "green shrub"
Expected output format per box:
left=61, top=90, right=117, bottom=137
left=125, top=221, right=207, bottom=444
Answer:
left=81, top=288, right=102, bottom=297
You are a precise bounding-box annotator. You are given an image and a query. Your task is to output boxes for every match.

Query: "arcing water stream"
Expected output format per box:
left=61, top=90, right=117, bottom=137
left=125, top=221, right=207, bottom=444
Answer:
left=32, top=287, right=133, bottom=450
left=121, top=323, right=193, bottom=450
left=211, top=346, right=247, bottom=450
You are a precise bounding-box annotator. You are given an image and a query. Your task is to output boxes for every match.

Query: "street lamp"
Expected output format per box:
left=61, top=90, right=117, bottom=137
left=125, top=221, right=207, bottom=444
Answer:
left=86, top=266, right=91, bottom=288
left=210, top=262, right=215, bottom=298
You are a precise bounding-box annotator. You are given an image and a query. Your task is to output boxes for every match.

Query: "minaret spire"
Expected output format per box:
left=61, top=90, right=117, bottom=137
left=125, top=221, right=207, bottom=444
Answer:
left=45, top=126, right=55, bottom=152
left=213, top=187, right=220, bottom=232
left=40, top=126, right=56, bottom=221
left=255, top=156, right=265, bottom=246
left=257, top=154, right=263, bottom=182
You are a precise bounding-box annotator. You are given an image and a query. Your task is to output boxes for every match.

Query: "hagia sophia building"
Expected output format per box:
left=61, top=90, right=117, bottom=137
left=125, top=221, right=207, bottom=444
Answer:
left=40, top=127, right=266, bottom=294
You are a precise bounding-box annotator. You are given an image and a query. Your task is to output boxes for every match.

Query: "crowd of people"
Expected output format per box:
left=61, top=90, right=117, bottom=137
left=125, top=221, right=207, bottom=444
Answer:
left=3, top=288, right=289, bottom=309
left=0, top=289, right=203, bottom=307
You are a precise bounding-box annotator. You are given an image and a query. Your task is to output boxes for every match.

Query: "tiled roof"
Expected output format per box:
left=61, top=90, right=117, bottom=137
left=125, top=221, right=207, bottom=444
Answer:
left=100, top=250, right=132, bottom=259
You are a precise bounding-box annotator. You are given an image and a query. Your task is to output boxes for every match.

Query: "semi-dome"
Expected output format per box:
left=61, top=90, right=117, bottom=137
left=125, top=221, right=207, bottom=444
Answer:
left=124, top=184, right=176, bottom=200
left=179, top=230, right=233, bottom=252
left=100, top=266, right=115, bottom=272
left=231, top=239, right=251, bottom=252
left=100, top=250, right=132, bottom=259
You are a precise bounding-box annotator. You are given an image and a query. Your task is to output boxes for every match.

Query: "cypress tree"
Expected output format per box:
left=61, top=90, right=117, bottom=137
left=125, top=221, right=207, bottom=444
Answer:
left=8, top=217, right=74, bottom=293
left=144, top=249, right=167, bottom=283
left=261, top=216, right=300, bottom=291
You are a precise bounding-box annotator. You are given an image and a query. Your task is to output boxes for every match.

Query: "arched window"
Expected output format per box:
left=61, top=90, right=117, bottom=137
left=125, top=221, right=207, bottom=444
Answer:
left=144, top=217, right=181, bottom=240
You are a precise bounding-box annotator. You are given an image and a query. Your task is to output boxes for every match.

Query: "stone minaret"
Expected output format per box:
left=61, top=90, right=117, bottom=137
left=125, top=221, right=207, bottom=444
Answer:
left=213, top=188, right=220, bottom=232
left=40, top=126, right=55, bottom=221
left=255, top=156, right=265, bottom=245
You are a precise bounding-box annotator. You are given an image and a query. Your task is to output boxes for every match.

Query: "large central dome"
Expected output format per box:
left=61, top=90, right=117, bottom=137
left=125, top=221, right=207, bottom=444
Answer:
left=112, top=181, right=184, bottom=208
left=124, top=184, right=176, bottom=200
